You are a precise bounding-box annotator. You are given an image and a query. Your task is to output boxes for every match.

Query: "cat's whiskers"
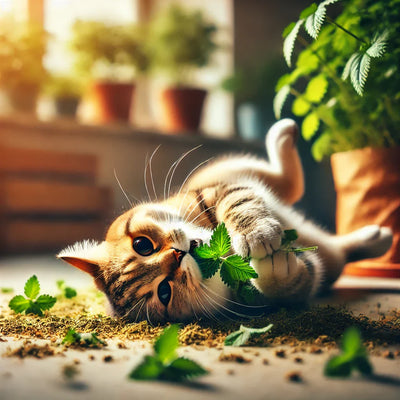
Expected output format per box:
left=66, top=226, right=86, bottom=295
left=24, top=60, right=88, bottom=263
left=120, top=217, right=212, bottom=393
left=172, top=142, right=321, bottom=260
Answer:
left=149, top=146, right=161, bottom=202
left=134, top=298, right=147, bottom=323
left=121, top=296, right=145, bottom=321
left=163, top=145, right=202, bottom=200
left=146, top=303, right=155, bottom=326
left=143, top=154, right=152, bottom=202
left=113, top=169, right=137, bottom=208
left=192, top=289, right=219, bottom=322
left=181, top=191, right=207, bottom=223
left=187, top=206, right=216, bottom=225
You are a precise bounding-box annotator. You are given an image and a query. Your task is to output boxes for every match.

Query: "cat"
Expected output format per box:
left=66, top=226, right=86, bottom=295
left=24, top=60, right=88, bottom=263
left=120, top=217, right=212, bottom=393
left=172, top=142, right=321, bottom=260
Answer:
left=58, top=119, right=392, bottom=323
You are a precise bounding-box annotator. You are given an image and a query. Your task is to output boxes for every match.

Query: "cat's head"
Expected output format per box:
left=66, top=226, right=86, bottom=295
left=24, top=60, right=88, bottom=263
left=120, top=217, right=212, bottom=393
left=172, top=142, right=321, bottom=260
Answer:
left=58, top=203, right=213, bottom=323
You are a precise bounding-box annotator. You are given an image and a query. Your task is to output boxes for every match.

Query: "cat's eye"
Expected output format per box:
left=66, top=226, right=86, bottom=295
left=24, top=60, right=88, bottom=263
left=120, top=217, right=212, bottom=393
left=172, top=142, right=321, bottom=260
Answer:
left=157, top=278, right=171, bottom=306
left=133, top=236, right=154, bottom=256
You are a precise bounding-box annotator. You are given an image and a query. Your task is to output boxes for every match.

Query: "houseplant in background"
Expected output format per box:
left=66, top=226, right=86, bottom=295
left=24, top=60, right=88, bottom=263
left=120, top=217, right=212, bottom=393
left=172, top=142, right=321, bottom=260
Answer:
left=221, top=57, right=285, bottom=140
left=274, top=0, right=400, bottom=277
left=43, top=73, right=83, bottom=118
left=148, top=4, right=218, bottom=133
left=69, top=20, right=149, bottom=124
left=0, top=18, right=48, bottom=113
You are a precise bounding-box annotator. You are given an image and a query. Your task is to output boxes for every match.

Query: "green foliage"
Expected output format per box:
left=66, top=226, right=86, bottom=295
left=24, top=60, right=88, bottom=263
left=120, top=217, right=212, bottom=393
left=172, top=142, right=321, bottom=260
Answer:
left=69, top=20, right=149, bottom=81
left=275, top=0, right=400, bottom=160
left=324, top=327, right=373, bottom=377
left=148, top=4, right=218, bottom=85
left=8, top=275, right=57, bottom=316
left=281, top=229, right=318, bottom=253
left=224, top=324, right=273, bottom=347
left=56, top=280, right=77, bottom=299
left=129, top=325, right=208, bottom=382
left=1, top=288, right=14, bottom=294
left=0, top=17, right=48, bottom=92
left=193, top=223, right=259, bottom=288
left=43, top=74, right=83, bottom=99
left=62, top=328, right=106, bottom=348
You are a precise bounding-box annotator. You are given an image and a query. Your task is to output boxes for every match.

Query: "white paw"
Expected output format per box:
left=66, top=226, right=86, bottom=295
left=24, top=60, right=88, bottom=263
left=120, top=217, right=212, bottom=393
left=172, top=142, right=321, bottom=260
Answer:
left=231, top=225, right=282, bottom=259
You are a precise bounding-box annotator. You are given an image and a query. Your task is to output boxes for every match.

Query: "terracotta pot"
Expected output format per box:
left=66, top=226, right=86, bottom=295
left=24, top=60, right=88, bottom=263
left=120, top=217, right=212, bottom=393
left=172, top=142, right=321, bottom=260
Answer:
left=159, top=87, right=207, bottom=133
left=88, top=81, right=135, bottom=124
left=331, top=146, right=400, bottom=278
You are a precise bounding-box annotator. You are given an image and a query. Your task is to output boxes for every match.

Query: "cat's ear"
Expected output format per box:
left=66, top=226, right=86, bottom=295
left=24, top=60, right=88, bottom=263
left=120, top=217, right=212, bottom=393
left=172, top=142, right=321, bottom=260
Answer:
left=57, top=240, right=109, bottom=289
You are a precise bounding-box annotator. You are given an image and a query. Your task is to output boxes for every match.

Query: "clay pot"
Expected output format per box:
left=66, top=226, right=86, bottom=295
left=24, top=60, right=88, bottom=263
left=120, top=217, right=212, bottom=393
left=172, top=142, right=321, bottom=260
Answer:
left=331, top=146, right=400, bottom=278
left=159, top=87, right=207, bottom=133
left=88, top=81, right=135, bottom=124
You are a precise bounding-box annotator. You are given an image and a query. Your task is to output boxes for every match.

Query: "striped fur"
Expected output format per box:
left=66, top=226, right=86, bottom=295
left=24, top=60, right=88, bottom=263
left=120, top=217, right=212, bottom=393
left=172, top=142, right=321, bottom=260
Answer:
left=58, top=119, right=392, bottom=323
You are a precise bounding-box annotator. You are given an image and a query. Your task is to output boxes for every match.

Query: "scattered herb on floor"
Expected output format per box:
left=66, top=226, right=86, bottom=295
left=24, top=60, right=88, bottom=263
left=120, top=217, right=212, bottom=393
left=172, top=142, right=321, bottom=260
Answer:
left=129, top=324, right=208, bottom=382
left=62, top=364, right=80, bottom=380
left=57, top=280, right=77, bottom=299
left=281, top=229, right=318, bottom=253
left=324, top=327, right=373, bottom=378
left=224, top=324, right=273, bottom=347
left=1, top=288, right=14, bottom=294
left=62, top=328, right=107, bottom=348
left=8, top=275, right=57, bottom=316
left=5, top=341, right=63, bottom=359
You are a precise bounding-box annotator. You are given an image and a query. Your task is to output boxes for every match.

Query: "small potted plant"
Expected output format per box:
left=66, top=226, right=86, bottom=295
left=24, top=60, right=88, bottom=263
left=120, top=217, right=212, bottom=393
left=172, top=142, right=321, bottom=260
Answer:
left=221, top=57, right=285, bottom=140
left=0, top=18, right=48, bottom=113
left=69, top=20, right=149, bottom=124
left=148, top=4, right=218, bottom=133
left=274, top=0, right=400, bottom=277
left=43, top=73, right=83, bottom=117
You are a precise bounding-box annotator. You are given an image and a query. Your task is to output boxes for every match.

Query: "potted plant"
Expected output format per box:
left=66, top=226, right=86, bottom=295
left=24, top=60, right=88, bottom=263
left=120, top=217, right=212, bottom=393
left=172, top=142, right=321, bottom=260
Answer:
left=43, top=73, right=83, bottom=117
left=69, top=20, right=149, bottom=124
left=274, top=0, right=400, bottom=277
left=148, top=4, right=218, bottom=133
left=221, top=57, right=285, bottom=140
left=0, top=18, right=48, bottom=113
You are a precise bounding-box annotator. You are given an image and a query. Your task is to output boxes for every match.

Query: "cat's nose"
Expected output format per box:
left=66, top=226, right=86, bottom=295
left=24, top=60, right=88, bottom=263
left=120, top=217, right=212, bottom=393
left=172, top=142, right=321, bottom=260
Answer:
left=189, top=239, right=203, bottom=252
left=172, top=248, right=186, bottom=264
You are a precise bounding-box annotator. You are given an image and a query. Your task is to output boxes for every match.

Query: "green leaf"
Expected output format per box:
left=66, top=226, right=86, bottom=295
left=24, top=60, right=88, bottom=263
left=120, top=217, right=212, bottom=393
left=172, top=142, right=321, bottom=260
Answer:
left=282, top=229, right=298, bottom=243
left=1, top=287, right=14, bottom=294
left=194, top=243, right=217, bottom=260
left=154, top=324, right=180, bottom=364
left=166, top=357, right=208, bottom=380
left=35, top=294, right=57, bottom=311
left=366, top=30, right=389, bottom=58
left=354, top=356, right=373, bottom=375
left=302, top=112, right=320, bottom=140
left=292, top=97, right=311, bottom=116
left=304, top=75, right=328, bottom=103
left=25, top=302, right=43, bottom=316
left=296, top=51, right=319, bottom=73
left=62, top=328, right=106, bottom=347
left=324, top=354, right=353, bottom=377
left=225, top=324, right=273, bottom=347
left=341, top=327, right=362, bottom=354
left=300, top=3, right=318, bottom=20
left=342, top=52, right=370, bottom=96
left=209, top=222, right=231, bottom=257
left=305, top=0, right=340, bottom=39
left=273, top=85, right=290, bottom=119
left=62, top=328, right=81, bottom=345
left=282, top=22, right=296, bottom=39
left=9, top=295, right=30, bottom=314
left=283, top=19, right=304, bottom=67
left=24, top=275, right=40, bottom=300
left=56, top=280, right=65, bottom=290
left=64, top=287, right=77, bottom=299
left=129, top=355, right=164, bottom=380
left=311, top=131, right=332, bottom=161
left=194, top=256, right=221, bottom=280
left=220, top=255, right=258, bottom=288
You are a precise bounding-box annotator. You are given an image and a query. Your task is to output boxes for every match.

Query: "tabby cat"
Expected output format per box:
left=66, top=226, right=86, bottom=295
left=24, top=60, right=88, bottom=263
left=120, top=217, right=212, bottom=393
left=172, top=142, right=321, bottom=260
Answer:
left=58, top=119, right=392, bottom=323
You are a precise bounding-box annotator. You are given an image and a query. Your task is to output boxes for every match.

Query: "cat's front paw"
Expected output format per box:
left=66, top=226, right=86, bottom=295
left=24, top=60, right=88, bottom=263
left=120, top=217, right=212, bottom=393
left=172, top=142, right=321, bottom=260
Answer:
left=231, top=224, right=282, bottom=259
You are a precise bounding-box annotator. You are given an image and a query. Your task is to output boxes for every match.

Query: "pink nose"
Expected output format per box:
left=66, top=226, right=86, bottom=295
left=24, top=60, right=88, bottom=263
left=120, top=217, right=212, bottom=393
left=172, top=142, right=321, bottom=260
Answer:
left=172, top=249, right=186, bottom=264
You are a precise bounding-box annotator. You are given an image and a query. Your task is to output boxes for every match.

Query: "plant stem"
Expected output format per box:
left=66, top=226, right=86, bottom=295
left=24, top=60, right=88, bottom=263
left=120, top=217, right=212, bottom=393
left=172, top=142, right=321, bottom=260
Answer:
left=326, top=16, right=368, bottom=45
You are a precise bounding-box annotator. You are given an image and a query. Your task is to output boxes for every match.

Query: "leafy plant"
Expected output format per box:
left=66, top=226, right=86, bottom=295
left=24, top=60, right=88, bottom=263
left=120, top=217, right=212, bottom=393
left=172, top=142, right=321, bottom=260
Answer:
left=8, top=275, right=57, bottom=316
left=56, top=280, right=77, bottom=299
left=148, top=4, right=218, bottom=85
left=62, top=328, right=106, bottom=348
left=129, top=325, right=208, bottom=382
left=43, top=74, right=83, bottom=99
left=274, top=0, right=400, bottom=161
left=193, top=223, right=258, bottom=289
left=225, top=324, right=273, bottom=347
left=324, top=327, right=373, bottom=377
left=69, top=20, right=149, bottom=81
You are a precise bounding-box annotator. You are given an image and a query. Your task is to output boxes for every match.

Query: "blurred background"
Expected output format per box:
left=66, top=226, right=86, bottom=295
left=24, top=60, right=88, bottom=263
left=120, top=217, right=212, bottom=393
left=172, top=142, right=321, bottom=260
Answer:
left=0, top=0, right=334, bottom=255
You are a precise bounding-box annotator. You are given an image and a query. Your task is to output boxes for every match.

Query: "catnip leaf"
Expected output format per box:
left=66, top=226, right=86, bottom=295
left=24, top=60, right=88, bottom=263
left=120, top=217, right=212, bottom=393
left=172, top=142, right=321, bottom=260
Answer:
left=194, top=257, right=221, bottom=280
left=194, top=243, right=217, bottom=259
left=304, top=75, right=329, bottom=103
left=299, top=3, right=318, bottom=20
left=220, top=255, right=258, bottom=288
left=302, top=112, right=320, bottom=140
left=62, top=328, right=106, bottom=347
left=354, top=356, right=373, bottom=375
left=8, top=295, right=30, bottom=314
left=62, top=328, right=81, bottom=345
left=273, top=84, right=291, bottom=119
left=282, top=22, right=296, bottom=39
left=324, top=354, right=353, bottom=377
left=225, top=324, right=274, bottom=347
left=129, top=355, right=164, bottom=380
left=64, top=287, right=77, bottom=299
left=283, top=19, right=304, bottom=67
left=209, top=222, right=231, bottom=256
left=166, top=357, right=208, bottom=380
left=25, top=302, right=43, bottom=316
left=292, top=97, right=311, bottom=117
left=56, top=280, right=65, bottom=290
left=24, top=275, right=40, bottom=300
left=342, top=326, right=362, bottom=354
left=154, top=324, right=179, bottom=364
left=35, top=294, right=57, bottom=310
left=366, top=30, right=388, bottom=58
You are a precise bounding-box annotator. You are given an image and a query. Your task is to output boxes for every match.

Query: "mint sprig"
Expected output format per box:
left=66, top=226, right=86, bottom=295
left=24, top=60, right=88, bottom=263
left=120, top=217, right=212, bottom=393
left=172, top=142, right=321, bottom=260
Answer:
left=56, top=280, right=77, bottom=299
left=62, top=328, right=106, bottom=348
left=225, top=324, right=274, bottom=347
left=8, top=275, right=57, bottom=316
left=324, top=327, right=373, bottom=377
left=193, top=223, right=258, bottom=288
left=129, top=325, right=208, bottom=382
